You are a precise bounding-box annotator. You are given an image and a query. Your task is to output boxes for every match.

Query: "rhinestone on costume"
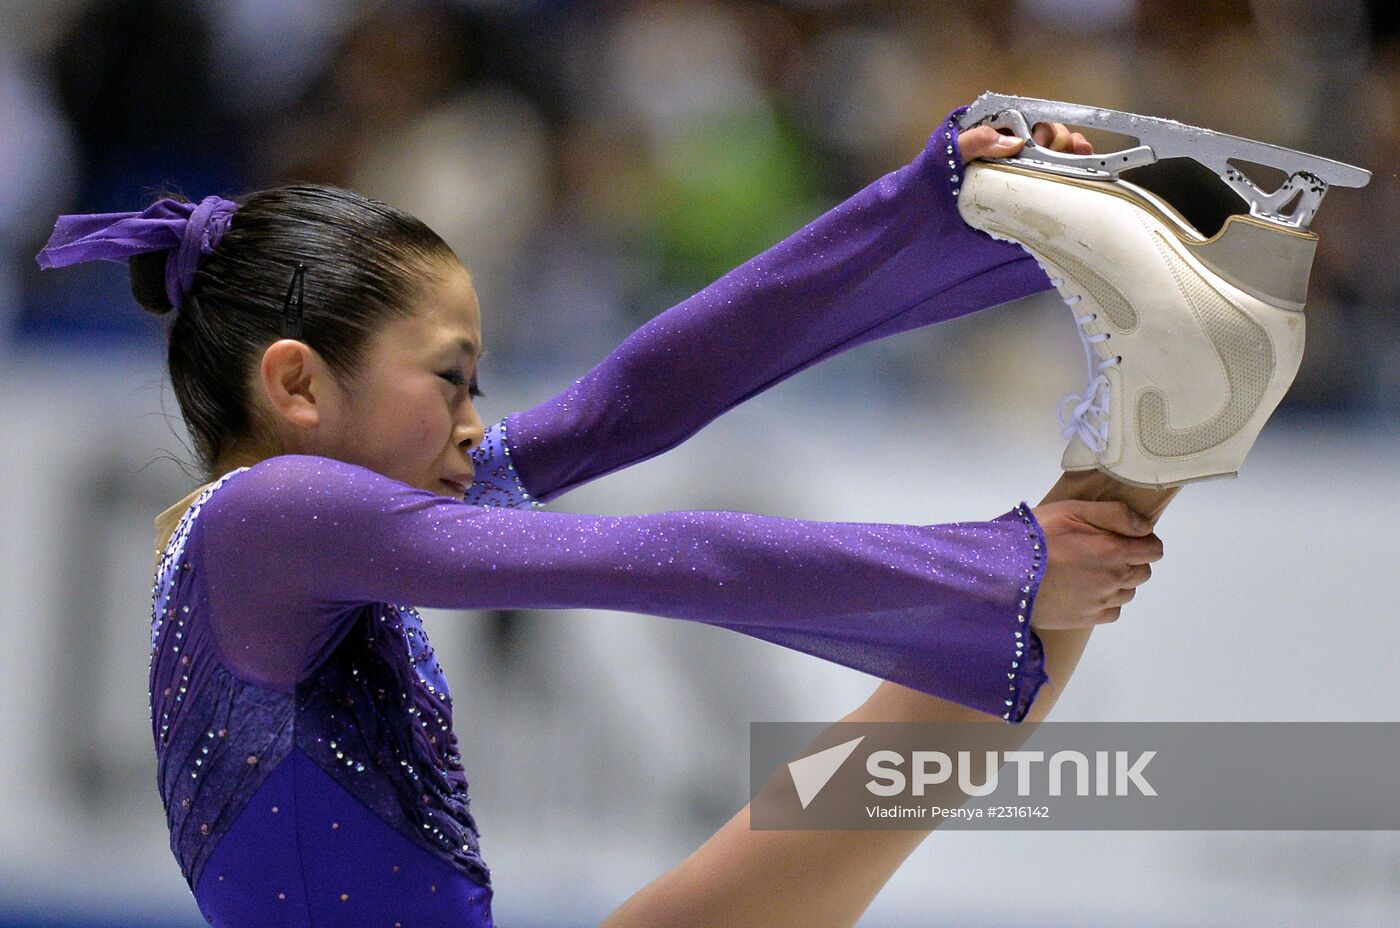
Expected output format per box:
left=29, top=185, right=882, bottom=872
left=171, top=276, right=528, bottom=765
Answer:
left=465, top=418, right=542, bottom=509
left=148, top=460, right=496, bottom=892
left=1000, top=502, right=1045, bottom=724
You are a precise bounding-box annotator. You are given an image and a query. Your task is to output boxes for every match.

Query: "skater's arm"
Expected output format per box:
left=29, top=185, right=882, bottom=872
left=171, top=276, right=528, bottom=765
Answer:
left=198, top=453, right=1053, bottom=719
left=484, top=107, right=1057, bottom=506
left=600, top=481, right=1165, bottom=927
left=465, top=120, right=1090, bottom=511
left=600, top=471, right=1174, bottom=928
left=1001, top=470, right=1177, bottom=718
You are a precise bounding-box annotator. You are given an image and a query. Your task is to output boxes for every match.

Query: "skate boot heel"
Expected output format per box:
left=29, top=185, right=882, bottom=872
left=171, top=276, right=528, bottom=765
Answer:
left=953, top=92, right=1369, bottom=488
left=1188, top=214, right=1317, bottom=312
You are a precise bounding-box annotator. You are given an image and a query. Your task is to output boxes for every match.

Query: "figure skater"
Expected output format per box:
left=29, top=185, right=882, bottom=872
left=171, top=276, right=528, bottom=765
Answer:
left=36, top=107, right=1168, bottom=927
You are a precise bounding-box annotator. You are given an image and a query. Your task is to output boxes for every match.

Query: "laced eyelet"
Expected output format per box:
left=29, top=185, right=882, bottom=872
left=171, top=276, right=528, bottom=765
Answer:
left=1059, top=292, right=1117, bottom=453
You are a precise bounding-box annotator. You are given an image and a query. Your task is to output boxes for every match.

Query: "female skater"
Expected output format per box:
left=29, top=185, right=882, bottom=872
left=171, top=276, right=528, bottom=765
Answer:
left=37, top=107, right=1166, bottom=927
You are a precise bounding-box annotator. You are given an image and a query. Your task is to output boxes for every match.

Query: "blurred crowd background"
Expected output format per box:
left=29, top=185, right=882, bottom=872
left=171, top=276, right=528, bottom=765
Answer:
left=3, top=2, right=1399, bottom=927
left=2, top=0, right=1397, bottom=414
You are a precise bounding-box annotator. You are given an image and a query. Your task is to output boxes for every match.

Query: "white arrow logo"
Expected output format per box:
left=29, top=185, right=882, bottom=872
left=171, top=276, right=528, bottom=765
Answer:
left=787, top=736, right=866, bottom=809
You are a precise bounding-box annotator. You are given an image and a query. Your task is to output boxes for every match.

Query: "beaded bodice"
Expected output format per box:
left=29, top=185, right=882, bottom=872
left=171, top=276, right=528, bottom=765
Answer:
left=149, top=469, right=491, bottom=893
left=292, top=599, right=488, bottom=883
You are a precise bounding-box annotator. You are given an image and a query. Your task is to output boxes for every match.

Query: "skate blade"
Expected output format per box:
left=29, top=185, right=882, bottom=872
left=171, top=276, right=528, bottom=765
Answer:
left=956, top=91, right=1371, bottom=231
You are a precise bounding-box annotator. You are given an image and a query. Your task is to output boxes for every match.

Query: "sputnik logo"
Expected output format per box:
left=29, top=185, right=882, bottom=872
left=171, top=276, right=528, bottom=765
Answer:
left=787, top=736, right=865, bottom=809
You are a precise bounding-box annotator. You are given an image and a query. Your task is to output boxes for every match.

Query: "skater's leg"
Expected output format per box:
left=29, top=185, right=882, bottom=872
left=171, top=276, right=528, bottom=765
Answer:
left=600, top=472, right=1174, bottom=928
left=1012, top=469, right=1178, bottom=719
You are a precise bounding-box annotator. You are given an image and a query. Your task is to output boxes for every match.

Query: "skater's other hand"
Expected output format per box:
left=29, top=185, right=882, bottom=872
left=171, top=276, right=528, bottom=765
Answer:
left=1028, top=500, right=1162, bottom=630
left=958, top=122, right=1093, bottom=162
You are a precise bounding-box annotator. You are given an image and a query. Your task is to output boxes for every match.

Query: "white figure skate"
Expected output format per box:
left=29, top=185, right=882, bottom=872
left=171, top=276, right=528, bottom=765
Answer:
left=955, top=92, right=1371, bottom=488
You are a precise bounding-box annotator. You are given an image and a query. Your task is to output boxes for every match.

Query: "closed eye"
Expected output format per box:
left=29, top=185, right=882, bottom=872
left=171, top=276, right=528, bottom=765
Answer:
left=439, top=370, right=484, bottom=398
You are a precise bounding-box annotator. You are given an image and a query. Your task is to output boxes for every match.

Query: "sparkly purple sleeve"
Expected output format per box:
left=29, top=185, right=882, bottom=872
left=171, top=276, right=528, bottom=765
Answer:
left=500, top=105, right=1052, bottom=503
left=200, top=455, right=1048, bottom=723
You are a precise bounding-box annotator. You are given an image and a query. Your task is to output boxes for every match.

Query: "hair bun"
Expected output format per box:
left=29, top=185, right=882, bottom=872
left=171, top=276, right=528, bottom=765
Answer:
left=129, top=250, right=174, bottom=315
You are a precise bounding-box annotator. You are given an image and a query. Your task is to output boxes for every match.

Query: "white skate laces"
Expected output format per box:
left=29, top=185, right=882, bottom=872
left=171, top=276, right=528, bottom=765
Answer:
left=1054, top=279, right=1119, bottom=453
left=952, top=92, right=1370, bottom=488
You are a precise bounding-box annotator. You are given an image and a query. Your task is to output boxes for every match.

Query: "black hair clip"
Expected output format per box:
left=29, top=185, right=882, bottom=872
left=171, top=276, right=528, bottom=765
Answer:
left=281, top=263, right=306, bottom=340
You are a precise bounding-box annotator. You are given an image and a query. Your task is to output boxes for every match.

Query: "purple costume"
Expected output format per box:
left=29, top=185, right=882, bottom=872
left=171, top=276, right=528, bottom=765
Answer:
left=138, top=107, right=1056, bottom=926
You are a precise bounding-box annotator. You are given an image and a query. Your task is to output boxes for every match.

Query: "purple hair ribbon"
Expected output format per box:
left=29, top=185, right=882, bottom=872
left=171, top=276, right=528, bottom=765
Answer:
left=35, top=195, right=239, bottom=310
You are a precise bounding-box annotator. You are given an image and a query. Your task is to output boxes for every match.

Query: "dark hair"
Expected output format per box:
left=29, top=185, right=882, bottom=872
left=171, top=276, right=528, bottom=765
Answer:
left=131, top=183, right=458, bottom=482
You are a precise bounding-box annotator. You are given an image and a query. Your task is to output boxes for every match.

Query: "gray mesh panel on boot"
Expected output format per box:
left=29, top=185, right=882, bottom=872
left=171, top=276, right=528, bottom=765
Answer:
left=984, top=224, right=1139, bottom=333
left=1136, top=230, right=1275, bottom=458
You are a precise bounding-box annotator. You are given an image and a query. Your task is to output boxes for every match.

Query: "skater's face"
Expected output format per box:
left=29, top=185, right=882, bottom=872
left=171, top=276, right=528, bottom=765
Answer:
left=267, top=257, right=486, bottom=499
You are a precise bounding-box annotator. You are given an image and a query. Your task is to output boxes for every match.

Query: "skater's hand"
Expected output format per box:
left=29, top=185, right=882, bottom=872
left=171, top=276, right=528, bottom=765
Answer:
left=1028, top=500, right=1162, bottom=630
left=958, top=121, right=1094, bottom=162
